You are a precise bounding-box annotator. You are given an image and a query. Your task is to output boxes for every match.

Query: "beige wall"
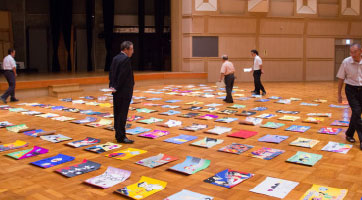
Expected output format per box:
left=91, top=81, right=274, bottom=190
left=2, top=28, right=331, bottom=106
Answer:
left=172, top=0, right=362, bottom=82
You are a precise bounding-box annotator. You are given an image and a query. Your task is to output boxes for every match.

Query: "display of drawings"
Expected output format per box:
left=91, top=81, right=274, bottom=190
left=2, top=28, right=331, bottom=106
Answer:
left=7, top=146, right=48, bottom=160
left=115, top=176, right=167, bottom=200
left=135, top=153, right=178, bottom=168
left=169, top=156, right=210, bottom=175
left=204, top=169, right=254, bottom=188
left=66, top=137, right=100, bottom=148
left=56, top=159, right=101, bottom=178
left=1, top=82, right=358, bottom=199
left=31, top=154, right=75, bottom=168
left=85, top=167, right=131, bottom=189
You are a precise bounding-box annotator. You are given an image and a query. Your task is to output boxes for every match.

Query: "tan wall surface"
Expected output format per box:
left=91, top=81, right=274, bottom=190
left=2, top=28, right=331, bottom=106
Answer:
left=175, top=0, right=362, bottom=82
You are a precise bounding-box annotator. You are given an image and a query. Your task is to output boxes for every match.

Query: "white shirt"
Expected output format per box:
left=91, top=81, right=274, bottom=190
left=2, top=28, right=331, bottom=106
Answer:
left=253, top=55, right=262, bottom=70
left=2, top=55, right=16, bottom=70
left=336, top=56, right=362, bottom=86
left=220, top=61, right=235, bottom=75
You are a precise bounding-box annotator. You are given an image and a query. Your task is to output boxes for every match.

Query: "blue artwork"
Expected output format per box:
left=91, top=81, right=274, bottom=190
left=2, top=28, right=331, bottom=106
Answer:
left=126, top=127, right=151, bottom=135
left=285, top=125, right=311, bottom=133
left=23, top=129, right=44, bottom=137
left=31, top=154, right=75, bottom=168
left=164, top=134, right=198, bottom=144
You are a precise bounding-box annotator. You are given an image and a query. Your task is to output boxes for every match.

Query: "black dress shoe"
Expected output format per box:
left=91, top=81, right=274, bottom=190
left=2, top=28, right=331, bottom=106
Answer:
left=346, top=136, right=356, bottom=143
left=10, top=98, right=19, bottom=102
left=262, top=92, right=266, bottom=96
left=250, top=90, right=256, bottom=93
left=117, top=138, right=134, bottom=144
left=225, top=101, right=234, bottom=103
left=1, top=97, right=7, bottom=104
left=223, top=99, right=227, bottom=102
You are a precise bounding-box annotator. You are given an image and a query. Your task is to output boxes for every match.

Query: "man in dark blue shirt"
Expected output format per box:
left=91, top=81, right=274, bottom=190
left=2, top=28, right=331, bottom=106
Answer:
left=109, top=41, right=135, bottom=144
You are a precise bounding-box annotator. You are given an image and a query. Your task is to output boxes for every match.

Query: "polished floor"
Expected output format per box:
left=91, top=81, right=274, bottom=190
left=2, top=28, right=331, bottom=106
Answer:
left=0, top=81, right=361, bottom=200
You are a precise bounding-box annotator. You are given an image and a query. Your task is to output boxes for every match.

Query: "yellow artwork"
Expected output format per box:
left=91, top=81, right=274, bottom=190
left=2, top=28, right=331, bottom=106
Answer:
left=106, top=148, right=147, bottom=160
left=300, top=184, right=347, bottom=200
left=115, top=176, right=167, bottom=199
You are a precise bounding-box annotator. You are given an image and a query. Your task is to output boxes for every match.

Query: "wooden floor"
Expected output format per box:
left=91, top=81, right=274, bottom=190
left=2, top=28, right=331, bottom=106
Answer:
left=0, top=81, right=361, bottom=200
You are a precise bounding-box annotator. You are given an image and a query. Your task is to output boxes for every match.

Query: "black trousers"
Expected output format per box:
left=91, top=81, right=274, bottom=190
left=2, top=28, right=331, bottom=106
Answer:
left=113, top=90, right=133, bottom=141
left=253, top=70, right=265, bottom=94
left=345, top=84, right=362, bottom=142
left=224, top=73, right=235, bottom=102
left=1, top=70, right=16, bottom=100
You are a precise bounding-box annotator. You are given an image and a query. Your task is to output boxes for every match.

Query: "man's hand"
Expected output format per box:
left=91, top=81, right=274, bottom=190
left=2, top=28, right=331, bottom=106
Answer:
left=338, top=95, right=342, bottom=103
left=110, top=87, right=116, bottom=93
left=261, top=69, right=264, bottom=74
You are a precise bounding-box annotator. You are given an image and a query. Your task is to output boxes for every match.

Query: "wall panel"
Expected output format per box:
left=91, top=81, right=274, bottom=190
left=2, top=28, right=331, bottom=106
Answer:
left=260, top=19, right=304, bottom=35
left=307, top=21, right=348, bottom=36
left=208, top=17, right=257, bottom=34
left=306, top=61, right=334, bottom=81
left=306, top=38, right=334, bottom=58
left=259, top=37, right=304, bottom=58
left=219, top=36, right=256, bottom=58
left=262, top=61, right=304, bottom=81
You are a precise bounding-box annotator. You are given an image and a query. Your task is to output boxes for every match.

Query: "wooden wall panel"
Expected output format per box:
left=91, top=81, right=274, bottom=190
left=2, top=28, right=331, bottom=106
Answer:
left=268, top=1, right=294, bottom=17
left=183, top=59, right=204, bottom=72
left=0, top=11, right=10, bottom=29
left=219, top=36, right=256, bottom=58
left=318, top=4, right=338, bottom=17
left=259, top=37, right=304, bottom=58
left=307, top=21, right=348, bottom=36
left=0, top=32, right=10, bottom=41
left=182, top=36, right=192, bottom=58
left=232, top=61, right=254, bottom=82
left=182, top=0, right=192, bottom=15
left=260, top=19, right=304, bottom=35
left=350, top=22, right=362, bottom=36
left=306, top=38, right=334, bottom=58
left=207, top=60, right=223, bottom=82
left=306, top=61, right=334, bottom=81
left=262, top=61, right=304, bottom=81
left=208, top=17, right=257, bottom=34
left=219, top=0, right=247, bottom=15
left=0, top=43, right=4, bottom=59
left=182, top=17, right=204, bottom=33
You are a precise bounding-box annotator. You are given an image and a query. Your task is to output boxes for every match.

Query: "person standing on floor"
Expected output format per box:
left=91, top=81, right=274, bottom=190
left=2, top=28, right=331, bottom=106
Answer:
left=337, top=43, right=362, bottom=150
left=251, top=49, right=266, bottom=96
left=109, top=41, right=135, bottom=144
left=219, top=55, right=235, bottom=103
left=1, top=48, right=18, bottom=104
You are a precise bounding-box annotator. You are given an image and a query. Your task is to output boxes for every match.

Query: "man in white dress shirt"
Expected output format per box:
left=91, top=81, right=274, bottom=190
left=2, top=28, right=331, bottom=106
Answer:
left=251, top=49, right=266, bottom=96
left=1, top=48, right=18, bottom=104
left=219, top=55, right=235, bottom=103
left=337, top=43, right=362, bottom=150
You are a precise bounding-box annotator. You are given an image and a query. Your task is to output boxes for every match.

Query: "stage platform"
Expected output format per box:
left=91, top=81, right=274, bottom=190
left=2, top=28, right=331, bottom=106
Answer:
left=0, top=72, right=207, bottom=90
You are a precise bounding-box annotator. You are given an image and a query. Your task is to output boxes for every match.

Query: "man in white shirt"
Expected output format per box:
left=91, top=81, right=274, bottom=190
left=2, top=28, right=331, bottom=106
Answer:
left=1, top=48, right=18, bottom=104
left=219, top=55, right=235, bottom=103
left=251, top=49, right=266, bottom=96
left=337, top=43, right=362, bottom=150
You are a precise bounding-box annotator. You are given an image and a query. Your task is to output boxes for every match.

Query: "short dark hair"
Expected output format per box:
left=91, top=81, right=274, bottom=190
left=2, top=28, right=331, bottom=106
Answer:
left=121, top=41, right=133, bottom=51
left=8, top=48, right=15, bottom=55
left=251, top=49, right=258, bottom=55
left=222, top=55, right=228, bottom=60
left=351, top=43, right=361, bottom=49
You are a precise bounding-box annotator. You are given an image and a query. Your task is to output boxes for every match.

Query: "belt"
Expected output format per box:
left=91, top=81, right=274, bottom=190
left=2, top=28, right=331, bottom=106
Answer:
left=346, top=84, right=362, bottom=88
left=225, top=73, right=234, bottom=76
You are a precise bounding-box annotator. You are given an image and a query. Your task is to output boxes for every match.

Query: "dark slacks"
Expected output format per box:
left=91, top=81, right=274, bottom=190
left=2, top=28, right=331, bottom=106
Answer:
left=113, top=90, right=133, bottom=141
left=224, top=73, right=235, bottom=102
left=1, top=70, right=16, bottom=100
left=253, top=70, right=265, bottom=94
left=345, top=84, right=362, bottom=141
